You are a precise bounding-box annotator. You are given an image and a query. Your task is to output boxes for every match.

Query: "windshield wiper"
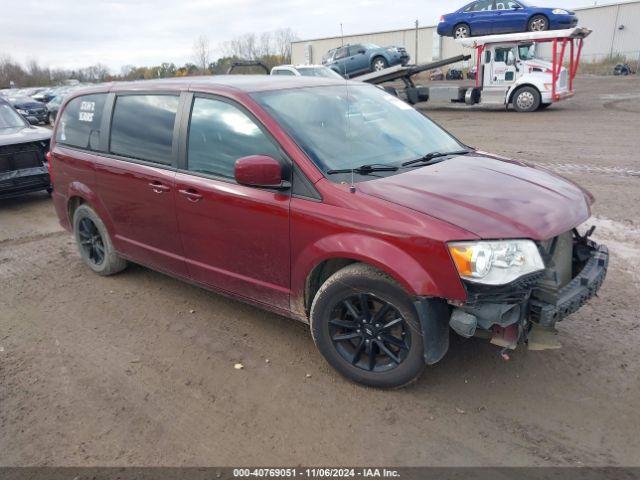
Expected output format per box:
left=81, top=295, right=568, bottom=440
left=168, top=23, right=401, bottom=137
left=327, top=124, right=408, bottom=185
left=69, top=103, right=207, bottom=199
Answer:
left=401, top=149, right=472, bottom=167
left=326, top=163, right=399, bottom=175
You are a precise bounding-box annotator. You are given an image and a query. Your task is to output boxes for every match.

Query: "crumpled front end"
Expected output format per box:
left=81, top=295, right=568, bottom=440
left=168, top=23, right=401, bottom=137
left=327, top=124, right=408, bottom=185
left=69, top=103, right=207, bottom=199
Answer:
left=0, top=140, right=51, bottom=199
left=448, top=228, right=608, bottom=352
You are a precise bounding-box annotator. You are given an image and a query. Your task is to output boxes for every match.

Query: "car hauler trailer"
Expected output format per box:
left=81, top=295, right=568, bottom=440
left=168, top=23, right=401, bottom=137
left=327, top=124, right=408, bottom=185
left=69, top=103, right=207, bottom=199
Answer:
left=362, top=27, right=591, bottom=112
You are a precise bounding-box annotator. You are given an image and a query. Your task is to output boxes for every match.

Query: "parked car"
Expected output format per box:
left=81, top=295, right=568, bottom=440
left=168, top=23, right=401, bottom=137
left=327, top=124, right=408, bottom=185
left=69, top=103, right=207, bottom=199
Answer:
left=438, top=0, right=578, bottom=38
left=271, top=64, right=343, bottom=79
left=446, top=68, right=464, bottom=80
left=323, top=43, right=410, bottom=77
left=32, top=88, right=58, bottom=104
left=49, top=77, right=607, bottom=388
left=45, top=91, right=76, bottom=125
left=0, top=97, right=51, bottom=199
left=613, top=63, right=635, bottom=76
left=7, top=96, right=48, bottom=125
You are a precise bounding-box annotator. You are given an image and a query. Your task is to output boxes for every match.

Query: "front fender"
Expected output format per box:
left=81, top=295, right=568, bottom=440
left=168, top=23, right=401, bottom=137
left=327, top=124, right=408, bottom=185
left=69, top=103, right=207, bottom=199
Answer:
left=291, top=233, right=454, bottom=315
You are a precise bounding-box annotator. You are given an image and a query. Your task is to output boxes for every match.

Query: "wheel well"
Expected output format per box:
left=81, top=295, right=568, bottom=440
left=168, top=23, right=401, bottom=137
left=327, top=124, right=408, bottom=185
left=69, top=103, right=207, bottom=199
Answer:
left=371, top=55, right=387, bottom=66
left=528, top=13, right=549, bottom=26
left=453, top=23, right=470, bottom=35
left=508, top=84, right=541, bottom=104
left=67, top=196, right=85, bottom=225
left=305, top=258, right=358, bottom=314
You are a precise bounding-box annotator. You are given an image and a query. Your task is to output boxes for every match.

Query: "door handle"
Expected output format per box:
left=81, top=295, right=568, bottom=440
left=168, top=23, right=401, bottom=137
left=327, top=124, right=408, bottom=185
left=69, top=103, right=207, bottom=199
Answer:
left=149, top=181, right=170, bottom=193
left=178, top=188, right=203, bottom=202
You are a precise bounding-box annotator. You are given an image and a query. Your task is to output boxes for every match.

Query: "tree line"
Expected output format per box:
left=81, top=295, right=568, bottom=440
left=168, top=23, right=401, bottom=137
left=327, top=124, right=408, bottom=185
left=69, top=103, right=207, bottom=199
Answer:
left=0, top=28, right=297, bottom=88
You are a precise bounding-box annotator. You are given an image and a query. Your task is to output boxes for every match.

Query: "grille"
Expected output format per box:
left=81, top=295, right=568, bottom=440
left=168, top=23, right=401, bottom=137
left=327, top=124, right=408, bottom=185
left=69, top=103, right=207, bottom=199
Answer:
left=558, top=70, right=568, bottom=88
left=0, top=141, right=48, bottom=173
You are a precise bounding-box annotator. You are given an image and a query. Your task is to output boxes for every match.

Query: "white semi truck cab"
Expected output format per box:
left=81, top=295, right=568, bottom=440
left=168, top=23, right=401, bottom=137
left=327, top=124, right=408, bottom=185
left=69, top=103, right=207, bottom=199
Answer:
left=477, top=41, right=569, bottom=109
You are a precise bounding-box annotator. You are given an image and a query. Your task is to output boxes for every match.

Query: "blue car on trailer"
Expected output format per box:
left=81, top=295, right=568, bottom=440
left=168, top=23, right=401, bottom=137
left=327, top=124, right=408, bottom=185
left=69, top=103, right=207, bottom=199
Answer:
left=438, top=0, right=578, bottom=39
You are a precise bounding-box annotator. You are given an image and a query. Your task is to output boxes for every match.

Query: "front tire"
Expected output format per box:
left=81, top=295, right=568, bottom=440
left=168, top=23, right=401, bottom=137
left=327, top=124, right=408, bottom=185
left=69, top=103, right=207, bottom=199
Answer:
left=528, top=15, right=549, bottom=32
left=310, top=263, right=425, bottom=388
left=513, top=86, right=541, bottom=112
left=73, top=204, right=127, bottom=276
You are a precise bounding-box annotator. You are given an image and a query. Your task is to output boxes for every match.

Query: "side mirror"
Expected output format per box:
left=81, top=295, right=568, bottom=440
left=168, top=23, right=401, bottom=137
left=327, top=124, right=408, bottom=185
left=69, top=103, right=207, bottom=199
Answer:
left=358, top=49, right=366, bottom=55
left=234, top=155, right=287, bottom=189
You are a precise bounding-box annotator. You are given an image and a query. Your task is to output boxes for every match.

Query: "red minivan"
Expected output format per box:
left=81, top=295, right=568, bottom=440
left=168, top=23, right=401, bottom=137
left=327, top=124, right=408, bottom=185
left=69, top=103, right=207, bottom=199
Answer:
left=50, top=76, right=608, bottom=388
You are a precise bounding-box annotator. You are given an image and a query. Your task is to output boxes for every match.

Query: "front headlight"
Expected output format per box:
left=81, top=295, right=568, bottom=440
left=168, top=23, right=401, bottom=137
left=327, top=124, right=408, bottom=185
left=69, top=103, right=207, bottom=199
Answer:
left=386, top=47, right=398, bottom=53
left=17, top=109, right=28, bottom=115
left=552, top=8, right=569, bottom=14
left=448, top=240, right=545, bottom=285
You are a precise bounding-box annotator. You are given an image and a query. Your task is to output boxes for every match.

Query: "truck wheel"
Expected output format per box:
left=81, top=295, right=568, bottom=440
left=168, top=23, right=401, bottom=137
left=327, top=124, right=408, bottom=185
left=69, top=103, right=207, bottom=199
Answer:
left=310, top=263, right=425, bottom=388
left=528, top=15, right=549, bottom=32
left=73, top=204, right=127, bottom=276
left=454, top=24, right=470, bottom=39
left=372, top=57, right=388, bottom=72
left=513, top=86, right=541, bottom=112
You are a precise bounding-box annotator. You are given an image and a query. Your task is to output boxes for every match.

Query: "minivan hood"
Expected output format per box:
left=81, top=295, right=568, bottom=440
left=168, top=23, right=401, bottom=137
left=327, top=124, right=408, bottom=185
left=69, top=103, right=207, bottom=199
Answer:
left=357, top=154, right=591, bottom=240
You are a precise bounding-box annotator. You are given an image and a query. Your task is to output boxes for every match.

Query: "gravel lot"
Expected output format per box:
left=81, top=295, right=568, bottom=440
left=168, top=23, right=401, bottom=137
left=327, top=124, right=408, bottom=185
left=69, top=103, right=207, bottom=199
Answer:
left=1, top=75, right=639, bottom=467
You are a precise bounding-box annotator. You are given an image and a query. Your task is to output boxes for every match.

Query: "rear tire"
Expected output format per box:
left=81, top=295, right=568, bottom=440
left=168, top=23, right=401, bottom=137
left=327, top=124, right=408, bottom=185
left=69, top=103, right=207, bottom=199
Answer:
left=310, top=263, right=425, bottom=388
left=73, top=204, right=127, bottom=276
left=453, top=23, right=470, bottom=39
left=512, top=86, right=541, bottom=112
left=528, top=15, right=549, bottom=32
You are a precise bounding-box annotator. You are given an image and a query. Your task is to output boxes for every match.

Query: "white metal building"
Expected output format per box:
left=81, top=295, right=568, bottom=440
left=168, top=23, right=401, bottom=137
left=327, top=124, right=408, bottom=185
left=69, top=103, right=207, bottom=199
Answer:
left=291, top=0, right=640, bottom=66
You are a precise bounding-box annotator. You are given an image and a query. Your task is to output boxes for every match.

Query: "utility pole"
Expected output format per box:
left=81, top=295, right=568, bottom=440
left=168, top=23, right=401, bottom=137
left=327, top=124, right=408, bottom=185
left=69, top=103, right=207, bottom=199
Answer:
left=415, top=19, right=419, bottom=63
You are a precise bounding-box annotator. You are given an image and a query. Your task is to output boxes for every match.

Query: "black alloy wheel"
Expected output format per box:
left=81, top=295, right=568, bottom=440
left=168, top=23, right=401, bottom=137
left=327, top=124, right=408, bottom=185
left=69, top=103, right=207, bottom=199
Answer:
left=329, top=293, right=411, bottom=372
left=77, top=217, right=105, bottom=266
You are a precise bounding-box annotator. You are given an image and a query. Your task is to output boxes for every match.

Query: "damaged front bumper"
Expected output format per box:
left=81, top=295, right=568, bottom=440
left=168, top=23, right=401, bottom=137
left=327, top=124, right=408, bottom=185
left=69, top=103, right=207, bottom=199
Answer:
left=453, top=231, right=608, bottom=350
left=416, top=230, right=608, bottom=364
left=0, top=166, right=51, bottom=199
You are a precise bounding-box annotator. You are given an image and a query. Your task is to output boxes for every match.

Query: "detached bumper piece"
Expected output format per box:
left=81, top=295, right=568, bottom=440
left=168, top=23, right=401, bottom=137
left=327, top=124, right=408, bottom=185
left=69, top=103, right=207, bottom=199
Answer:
left=446, top=230, right=608, bottom=356
left=0, top=167, right=50, bottom=199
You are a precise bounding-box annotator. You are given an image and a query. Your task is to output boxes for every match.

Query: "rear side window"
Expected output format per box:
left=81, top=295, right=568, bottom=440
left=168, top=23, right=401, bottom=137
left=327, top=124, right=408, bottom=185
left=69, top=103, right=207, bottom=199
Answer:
left=471, top=0, right=494, bottom=11
left=273, top=69, right=296, bottom=76
left=187, top=97, right=282, bottom=179
left=110, top=94, right=179, bottom=165
left=56, top=94, right=107, bottom=150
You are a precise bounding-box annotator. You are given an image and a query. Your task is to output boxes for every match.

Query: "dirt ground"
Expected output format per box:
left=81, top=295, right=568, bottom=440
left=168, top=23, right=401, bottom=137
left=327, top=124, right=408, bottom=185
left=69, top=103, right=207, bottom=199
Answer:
left=1, top=76, right=639, bottom=467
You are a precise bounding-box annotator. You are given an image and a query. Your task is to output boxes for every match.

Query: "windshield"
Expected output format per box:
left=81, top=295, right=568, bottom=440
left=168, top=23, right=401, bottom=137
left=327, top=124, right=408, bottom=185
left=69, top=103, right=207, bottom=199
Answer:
left=0, top=103, right=27, bottom=129
left=253, top=85, right=463, bottom=174
left=518, top=43, right=539, bottom=60
left=297, top=67, right=343, bottom=79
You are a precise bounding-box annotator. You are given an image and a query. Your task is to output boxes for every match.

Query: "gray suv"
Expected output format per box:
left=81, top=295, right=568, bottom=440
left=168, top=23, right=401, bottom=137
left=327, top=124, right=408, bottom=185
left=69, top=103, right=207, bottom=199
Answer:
left=323, top=43, right=410, bottom=77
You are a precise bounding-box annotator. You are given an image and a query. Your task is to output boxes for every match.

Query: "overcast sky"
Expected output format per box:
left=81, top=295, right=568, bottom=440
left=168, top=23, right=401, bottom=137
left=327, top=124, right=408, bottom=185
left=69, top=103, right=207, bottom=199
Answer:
left=0, top=0, right=621, bottom=72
